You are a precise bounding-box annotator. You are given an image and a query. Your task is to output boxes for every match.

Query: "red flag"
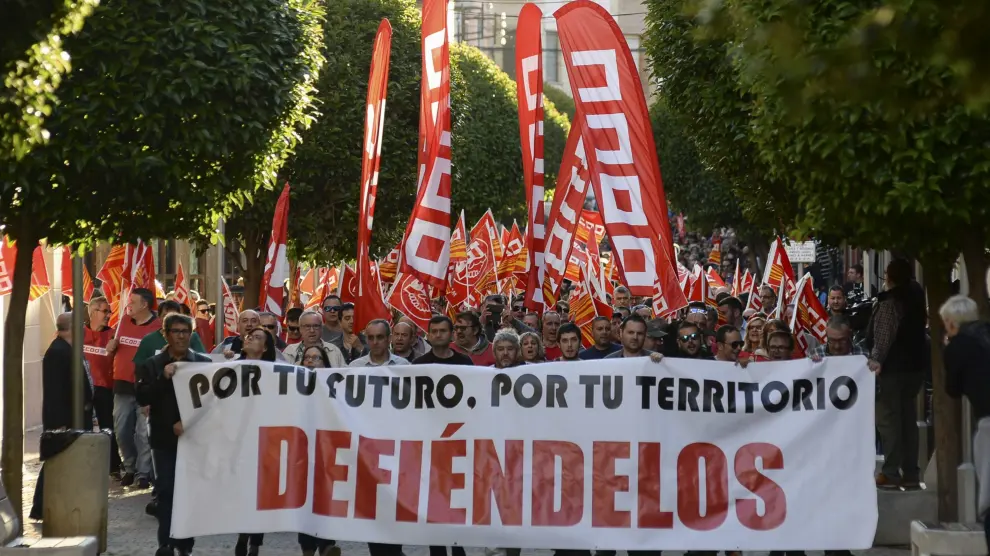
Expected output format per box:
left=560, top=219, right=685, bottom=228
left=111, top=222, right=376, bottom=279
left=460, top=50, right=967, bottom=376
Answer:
left=731, top=259, right=741, bottom=297
left=763, top=237, right=798, bottom=295
left=61, top=248, right=94, bottom=303
left=378, top=246, right=401, bottom=284
left=706, top=266, right=726, bottom=289
left=28, top=246, right=50, bottom=302
left=564, top=241, right=589, bottom=284
left=555, top=1, right=685, bottom=316
left=496, top=222, right=526, bottom=279
left=97, top=245, right=126, bottom=327
left=708, top=235, right=722, bottom=266
left=259, top=183, right=291, bottom=316
left=173, top=262, right=190, bottom=310
left=569, top=264, right=597, bottom=348
left=515, top=3, right=548, bottom=314
left=469, top=210, right=500, bottom=296
left=220, top=278, right=238, bottom=336
left=400, top=0, right=452, bottom=288
left=576, top=210, right=606, bottom=246
left=542, top=122, right=590, bottom=306
left=337, top=264, right=358, bottom=304
left=790, top=273, right=828, bottom=355
left=387, top=273, right=433, bottom=333
left=354, top=19, right=394, bottom=332
left=0, top=237, right=14, bottom=296
left=299, top=268, right=316, bottom=297
left=445, top=211, right=471, bottom=308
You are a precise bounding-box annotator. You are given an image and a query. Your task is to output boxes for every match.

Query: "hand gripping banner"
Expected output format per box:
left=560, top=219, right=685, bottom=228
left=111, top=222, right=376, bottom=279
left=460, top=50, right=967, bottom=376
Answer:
left=400, top=0, right=452, bottom=288
left=354, top=19, right=394, bottom=332
left=515, top=3, right=548, bottom=311
left=170, top=358, right=878, bottom=549
left=554, top=1, right=685, bottom=313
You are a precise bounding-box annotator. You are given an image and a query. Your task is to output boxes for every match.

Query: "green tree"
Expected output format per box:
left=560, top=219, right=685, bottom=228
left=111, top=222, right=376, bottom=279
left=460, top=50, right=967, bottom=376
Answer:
left=0, top=0, right=324, bottom=520
left=644, top=0, right=793, bottom=244
left=222, top=0, right=570, bottom=310
left=650, top=101, right=746, bottom=234
left=544, top=84, right=575, bottom=121
left=1, top=0, right=98, bottom=161
left=710, top=0, right=990, bottom=518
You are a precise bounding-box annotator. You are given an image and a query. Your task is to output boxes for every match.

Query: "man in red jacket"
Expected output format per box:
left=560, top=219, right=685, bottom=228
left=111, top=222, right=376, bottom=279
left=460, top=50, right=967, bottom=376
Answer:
left=107, top=288, right=159, bottom=489
left=84, top=296, right=120, bottom=475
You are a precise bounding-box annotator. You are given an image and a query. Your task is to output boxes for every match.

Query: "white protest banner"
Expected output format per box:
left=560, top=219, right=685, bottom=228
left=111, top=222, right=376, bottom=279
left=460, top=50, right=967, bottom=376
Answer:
left=171, top=357, right=877, bottom=550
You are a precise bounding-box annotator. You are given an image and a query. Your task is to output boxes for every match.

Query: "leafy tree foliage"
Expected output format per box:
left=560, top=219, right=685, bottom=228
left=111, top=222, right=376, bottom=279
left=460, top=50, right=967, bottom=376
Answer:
left=698, top=0, right=990, bottom=109
left=224, top=0, right=570, bottom=310
left=543, top=84, right=575, bottom=121
left=649, top=0, right=990, bottom=518
left=650, top=101, right=743, bottom=234
left=0, top=0, right=324, bottom=520
left=644, top=0, right=793, bottom=235
left=449, top=42, right=569, bottom=227
left=1, top=0, right=98, bottom=161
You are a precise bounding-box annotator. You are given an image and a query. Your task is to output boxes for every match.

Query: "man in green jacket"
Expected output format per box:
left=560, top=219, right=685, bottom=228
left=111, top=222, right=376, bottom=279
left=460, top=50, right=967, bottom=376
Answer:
left=134, top=300, right=206, bottom=366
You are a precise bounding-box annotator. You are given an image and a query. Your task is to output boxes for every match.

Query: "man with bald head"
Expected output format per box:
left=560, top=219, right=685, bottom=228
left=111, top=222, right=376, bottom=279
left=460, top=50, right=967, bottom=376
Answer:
left=211, top=309, right=260, bottom=359
left=30, top=312, right=94, bottom=520
left=391, top=321, right=424, bottom=361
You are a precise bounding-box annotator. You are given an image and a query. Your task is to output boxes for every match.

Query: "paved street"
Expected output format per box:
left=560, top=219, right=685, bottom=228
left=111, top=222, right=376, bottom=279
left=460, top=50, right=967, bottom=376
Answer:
left=21, top=429, right=911, bottom=556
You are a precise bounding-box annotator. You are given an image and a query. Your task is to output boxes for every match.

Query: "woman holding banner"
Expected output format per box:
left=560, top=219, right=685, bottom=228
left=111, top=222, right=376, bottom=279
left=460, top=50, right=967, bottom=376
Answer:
left=234, top=328, right=279, bottom=556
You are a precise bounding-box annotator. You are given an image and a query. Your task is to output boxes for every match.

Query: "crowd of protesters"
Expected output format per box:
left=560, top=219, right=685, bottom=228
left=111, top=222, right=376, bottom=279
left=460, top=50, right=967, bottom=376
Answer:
left=31, top=245, right=980, bottom=556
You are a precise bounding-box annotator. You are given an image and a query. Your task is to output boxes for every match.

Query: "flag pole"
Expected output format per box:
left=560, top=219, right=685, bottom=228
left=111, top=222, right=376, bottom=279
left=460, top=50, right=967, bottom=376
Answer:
left=215, top=219, right=225, bottom=347
left=71, top=252, right=85, bottom=429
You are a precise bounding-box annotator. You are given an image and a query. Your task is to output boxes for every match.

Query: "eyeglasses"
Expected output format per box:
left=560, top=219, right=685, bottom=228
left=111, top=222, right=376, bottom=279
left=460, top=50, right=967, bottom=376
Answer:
left=728, top=341, right=744, bottom=349
left=768, top=344, right=790, bottom=351
left=678, top=333, right=700, bottom=342
left=512, top=305, right=524, bottom=312
left=262, top=324, right=277, bottom=330
left=688, top=308, right=707, bottom=314
left=323, top=306, right=339, bottom=312
left=167, top=329, right=191, bottom=335
left=287, top=326, right=300, bottom=333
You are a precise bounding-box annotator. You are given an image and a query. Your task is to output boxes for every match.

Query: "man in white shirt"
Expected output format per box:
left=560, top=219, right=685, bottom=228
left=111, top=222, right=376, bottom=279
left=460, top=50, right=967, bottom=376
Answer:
left=349, top=320, right=409, bottom=367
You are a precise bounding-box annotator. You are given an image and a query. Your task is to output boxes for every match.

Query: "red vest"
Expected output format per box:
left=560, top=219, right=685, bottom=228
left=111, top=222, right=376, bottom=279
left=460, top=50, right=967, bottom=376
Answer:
left=84, top=325, right=114, bottom=389
left=113, top=315, right=160, bottom=384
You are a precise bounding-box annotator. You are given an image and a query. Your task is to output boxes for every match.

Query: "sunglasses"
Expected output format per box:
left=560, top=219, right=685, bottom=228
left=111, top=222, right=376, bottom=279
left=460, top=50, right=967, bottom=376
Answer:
left=678, top=332, right=700, bottom=342
left=262, top=324, right=277, bottom=330
left=727, top=340, right=744, bottom=349
left=323, top=306, right=339, bottom=312
left=287, top=326, right=300, bottom=333
left=688, top=308, right=707, bottom=314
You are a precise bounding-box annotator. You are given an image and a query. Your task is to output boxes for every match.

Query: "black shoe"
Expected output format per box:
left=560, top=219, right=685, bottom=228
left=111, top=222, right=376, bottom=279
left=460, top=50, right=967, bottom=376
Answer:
left=121, top=472, right=135, bottom=487
left=155, top=547, right=174, bottom=556
left=137, top=477, right=151, bottom=490
left=146, top=499, right=158, bottom=517
left=235, top=535, right=248, bottom=556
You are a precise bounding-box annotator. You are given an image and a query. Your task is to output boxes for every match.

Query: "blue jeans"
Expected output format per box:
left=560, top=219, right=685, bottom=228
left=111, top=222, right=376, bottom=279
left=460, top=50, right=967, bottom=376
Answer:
left=113, top=393, right=152, bottom=479
left=154, top=449, right=193, bottom=551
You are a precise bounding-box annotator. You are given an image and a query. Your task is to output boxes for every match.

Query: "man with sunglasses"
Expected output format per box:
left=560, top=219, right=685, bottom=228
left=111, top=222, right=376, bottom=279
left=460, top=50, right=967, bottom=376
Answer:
left=84, top=296, right=122, bottom=476
left=194, top=299, right=214, bottom=352
left=259, top=311, right=287, bottom=350
left=714, top=325, right=744, bottom=362
left=284, top=307, right=303, bottom=346
left=685, top=301, right=717, bottom=354
left=672, top=320, right=713, bottom=360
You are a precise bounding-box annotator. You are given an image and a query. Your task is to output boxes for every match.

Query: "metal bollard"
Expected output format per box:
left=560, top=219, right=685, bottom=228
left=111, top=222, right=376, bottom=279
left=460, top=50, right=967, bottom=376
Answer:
left=42, top=432, right=110, bottom=553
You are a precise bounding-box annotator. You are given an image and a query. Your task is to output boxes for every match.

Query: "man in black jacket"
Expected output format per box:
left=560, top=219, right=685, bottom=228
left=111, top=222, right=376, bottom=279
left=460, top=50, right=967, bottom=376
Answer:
left=867, top=259, right=927, bottom=489
left=29, top=312, right=93, bottom=520
left=136, top=313, right=211, bottom=556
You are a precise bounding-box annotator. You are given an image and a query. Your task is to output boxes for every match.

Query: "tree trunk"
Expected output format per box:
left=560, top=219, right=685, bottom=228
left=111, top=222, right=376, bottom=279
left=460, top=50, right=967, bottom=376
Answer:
left=961, top=239, right=989, bottom=317
left=241, top=233, right=264, bottom=311
left=923, top=253, right=961, bottom=520
left=2, top=230, right=37, bottom=531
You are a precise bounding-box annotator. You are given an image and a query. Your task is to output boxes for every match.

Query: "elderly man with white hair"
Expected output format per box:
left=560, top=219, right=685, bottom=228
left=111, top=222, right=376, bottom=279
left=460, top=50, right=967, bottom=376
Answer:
left=941, top=294, right=990, bottom=548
